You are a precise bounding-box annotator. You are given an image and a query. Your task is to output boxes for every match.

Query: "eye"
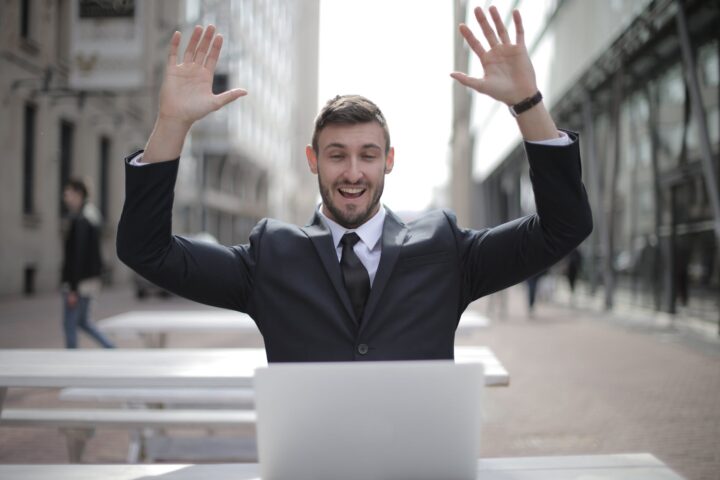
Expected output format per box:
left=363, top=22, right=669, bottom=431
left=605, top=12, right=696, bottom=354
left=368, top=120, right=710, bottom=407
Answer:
left=361, top=154, right=377, bottom=160
left=329, top=154, right=345, bottom=160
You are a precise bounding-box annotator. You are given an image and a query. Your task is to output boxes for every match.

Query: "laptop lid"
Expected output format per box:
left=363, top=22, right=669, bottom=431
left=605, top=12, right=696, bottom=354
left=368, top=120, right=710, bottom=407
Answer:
left=254, top=360, right=484, bottom=480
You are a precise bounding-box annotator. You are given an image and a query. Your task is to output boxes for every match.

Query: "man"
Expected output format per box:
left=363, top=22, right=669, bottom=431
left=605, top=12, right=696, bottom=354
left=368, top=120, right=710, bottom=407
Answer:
left=62, top=178, right=114, bottom=349
left=117, top=7, right=592, bottom=361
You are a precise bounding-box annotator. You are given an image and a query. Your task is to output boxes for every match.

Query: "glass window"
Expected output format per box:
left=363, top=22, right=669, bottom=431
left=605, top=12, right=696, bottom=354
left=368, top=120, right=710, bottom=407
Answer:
left=20, top=0, right=33, bottom=40
left=698, top=39, right=719, bottom=149
left=99, top=136, right=111, bottom=219
left=23, top=103, right=37, bottom=215
left=656, top=64, right=686, bottom=170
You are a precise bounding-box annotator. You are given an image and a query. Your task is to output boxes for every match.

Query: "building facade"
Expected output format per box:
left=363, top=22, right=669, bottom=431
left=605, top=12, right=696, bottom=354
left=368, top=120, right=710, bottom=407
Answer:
left=0, top=0, right=184, bottom=296
left=453, top=0, right=719, bottom=330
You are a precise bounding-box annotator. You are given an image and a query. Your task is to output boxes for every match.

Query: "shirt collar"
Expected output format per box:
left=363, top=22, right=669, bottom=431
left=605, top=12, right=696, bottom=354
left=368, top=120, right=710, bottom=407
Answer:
left=318, top=205, right=386, bottom=251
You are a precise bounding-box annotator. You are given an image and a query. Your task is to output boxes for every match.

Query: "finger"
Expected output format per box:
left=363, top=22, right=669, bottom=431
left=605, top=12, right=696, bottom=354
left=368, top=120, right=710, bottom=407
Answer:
left=458, top=24, right=486, bottom=61
left=450, top=72, right=486, bottom=94
left=474, top=7, right=499, bottom=47
left=167, top=31, right=181, bottom=67
left=193, top=25, right=216, bottom=63
left=182, top=26, right=203, bottom=64
left=204, top=34, right=223, bottom=71
left=214, top=88, right=248, bottom=110
left=512, top=9, right=525, bottom=46
left=489, top=6, right=511, bottom=44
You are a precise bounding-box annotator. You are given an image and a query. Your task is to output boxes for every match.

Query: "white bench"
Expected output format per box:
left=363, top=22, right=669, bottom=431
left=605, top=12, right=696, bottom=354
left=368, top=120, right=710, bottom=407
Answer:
left=59, top=387, right=256, bottom=408
left=1, top=408, right=256, bottom=463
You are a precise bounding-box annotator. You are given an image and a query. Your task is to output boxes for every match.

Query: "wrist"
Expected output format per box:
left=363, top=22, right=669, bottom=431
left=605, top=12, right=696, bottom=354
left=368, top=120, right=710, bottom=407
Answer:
left=156, top=114, right=193, bottom=134
left=509, top=91, right=543, bottom=117
left=143, top=116, right=191, bottom=163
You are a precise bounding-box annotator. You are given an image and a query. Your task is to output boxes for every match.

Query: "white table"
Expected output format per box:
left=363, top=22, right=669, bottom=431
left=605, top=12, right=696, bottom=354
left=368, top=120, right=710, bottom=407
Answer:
left=0, top=346, right=509, bottom=412
left=98, top=310, right=488, bottom=348
left=0, top=454, right=685, bottom=479
left=97, top=310, right=258, bottom=347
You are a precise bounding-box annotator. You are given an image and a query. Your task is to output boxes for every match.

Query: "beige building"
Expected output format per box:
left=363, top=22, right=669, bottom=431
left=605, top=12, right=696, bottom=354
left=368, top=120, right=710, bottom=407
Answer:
left=0, top=0, right=184, bottom=296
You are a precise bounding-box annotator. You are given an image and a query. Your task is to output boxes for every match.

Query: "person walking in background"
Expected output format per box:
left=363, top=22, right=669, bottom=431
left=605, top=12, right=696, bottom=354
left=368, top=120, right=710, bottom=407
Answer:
left=565, top=248, right=582, bottom=306
left=525, top=269, right=546, bottom=318
left=61, top=178, right=114, bottom=349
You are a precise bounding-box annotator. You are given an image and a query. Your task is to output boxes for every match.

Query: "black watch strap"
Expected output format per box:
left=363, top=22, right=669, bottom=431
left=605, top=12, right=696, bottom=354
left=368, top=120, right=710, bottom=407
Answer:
left=509, top=91, right=543, bottom=117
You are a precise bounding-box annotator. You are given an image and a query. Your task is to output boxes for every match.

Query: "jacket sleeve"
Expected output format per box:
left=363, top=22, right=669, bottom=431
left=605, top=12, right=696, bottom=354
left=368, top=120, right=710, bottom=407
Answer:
left=456, top=131, right=593, bottom=305
left=116, top=154, right=260, bottom=314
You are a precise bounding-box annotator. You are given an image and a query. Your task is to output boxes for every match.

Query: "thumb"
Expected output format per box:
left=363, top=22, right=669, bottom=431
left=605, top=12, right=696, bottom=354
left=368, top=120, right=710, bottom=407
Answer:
left=450, top=72, right=486, bottom=94
left=214, top=88, right=248, bottom=109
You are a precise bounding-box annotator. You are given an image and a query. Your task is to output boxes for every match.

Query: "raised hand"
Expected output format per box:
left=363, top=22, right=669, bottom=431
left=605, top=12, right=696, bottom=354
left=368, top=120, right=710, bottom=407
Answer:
left=143, top=26, right=246, bottom=163
left=159, top=25, right=247, bottom=127
left=451, top=7, right=537, bottom=106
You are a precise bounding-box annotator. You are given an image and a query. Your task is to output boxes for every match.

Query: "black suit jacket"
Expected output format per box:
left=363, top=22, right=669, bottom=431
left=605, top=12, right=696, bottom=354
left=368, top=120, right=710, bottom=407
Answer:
left=117, top=133, right=592, bottom=362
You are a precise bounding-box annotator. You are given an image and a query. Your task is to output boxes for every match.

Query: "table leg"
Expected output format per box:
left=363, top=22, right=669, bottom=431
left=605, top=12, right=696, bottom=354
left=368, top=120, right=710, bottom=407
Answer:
left=60, top=427, right=94, bottom=463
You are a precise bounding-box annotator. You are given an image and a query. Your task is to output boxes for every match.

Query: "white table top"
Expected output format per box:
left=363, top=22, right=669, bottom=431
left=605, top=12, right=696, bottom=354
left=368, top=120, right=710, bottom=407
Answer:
left=0, top=454, right=684, bottom=479
left=98, top=310, right=489, bottom=333
left=0, top=349, right=267, bottom=390
left=97, top=310, right=257, bottom=333
left=0, top=346, right=508, bottom=393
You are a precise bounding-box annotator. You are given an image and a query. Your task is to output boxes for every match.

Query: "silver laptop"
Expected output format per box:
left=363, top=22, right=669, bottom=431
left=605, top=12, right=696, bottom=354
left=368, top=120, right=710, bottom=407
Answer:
left=254, top=360, right=484, bottom=480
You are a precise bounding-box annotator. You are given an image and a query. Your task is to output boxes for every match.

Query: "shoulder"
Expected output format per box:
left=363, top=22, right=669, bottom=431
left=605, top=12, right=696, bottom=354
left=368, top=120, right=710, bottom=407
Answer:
left=248, top=217, right=309, bottom=245
left=405, top=209, right=459, bottom=232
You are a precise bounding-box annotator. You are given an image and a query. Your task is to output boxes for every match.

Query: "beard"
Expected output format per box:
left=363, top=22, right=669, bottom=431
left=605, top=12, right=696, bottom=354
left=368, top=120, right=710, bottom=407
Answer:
left=318, top=172, right=384, bottom=229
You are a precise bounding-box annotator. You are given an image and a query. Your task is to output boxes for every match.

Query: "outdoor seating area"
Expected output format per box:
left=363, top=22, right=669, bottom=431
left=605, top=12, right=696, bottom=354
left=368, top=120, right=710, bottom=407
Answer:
left=0, top=308, right=690, bottom=478
left=0, top=310, right=508, bottom=464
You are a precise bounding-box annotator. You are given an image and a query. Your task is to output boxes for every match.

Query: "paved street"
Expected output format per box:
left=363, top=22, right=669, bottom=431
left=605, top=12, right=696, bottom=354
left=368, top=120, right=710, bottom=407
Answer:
left=0, top=282, right=718, bottom=479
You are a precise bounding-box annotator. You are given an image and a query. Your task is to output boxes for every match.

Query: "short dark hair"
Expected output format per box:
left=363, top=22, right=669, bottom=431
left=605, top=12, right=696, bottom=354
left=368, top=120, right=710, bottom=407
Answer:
left=312, top=95, right=391, bottom=154
left=64, top=177, right=89, bottom=200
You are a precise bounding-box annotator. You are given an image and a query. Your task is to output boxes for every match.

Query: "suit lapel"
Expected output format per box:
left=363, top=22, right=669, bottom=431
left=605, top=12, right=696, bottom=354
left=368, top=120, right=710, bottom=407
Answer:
left=360, top=208, right=408, bottom=331
left=301, top=212, right=356, bottom=323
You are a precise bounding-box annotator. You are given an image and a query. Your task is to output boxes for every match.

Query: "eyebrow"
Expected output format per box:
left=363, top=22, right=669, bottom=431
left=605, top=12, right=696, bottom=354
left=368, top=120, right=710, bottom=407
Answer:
left=323, top=142, right=383, bottom=152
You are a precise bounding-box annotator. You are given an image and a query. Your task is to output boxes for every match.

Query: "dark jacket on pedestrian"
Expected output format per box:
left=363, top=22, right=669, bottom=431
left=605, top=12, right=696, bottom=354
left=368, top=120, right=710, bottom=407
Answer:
left=62, top=204, right=104, bottom=293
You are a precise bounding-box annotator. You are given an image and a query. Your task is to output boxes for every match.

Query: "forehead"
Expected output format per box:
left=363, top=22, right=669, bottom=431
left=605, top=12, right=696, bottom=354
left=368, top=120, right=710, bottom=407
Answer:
left=317, top=122, right=386, bottom=151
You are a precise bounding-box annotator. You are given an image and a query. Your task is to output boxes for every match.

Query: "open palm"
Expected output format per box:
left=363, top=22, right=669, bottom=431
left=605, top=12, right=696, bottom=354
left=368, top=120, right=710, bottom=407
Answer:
left=158, top=25, right=246, bottom=126
left=451, top=7, right=537, bottom=106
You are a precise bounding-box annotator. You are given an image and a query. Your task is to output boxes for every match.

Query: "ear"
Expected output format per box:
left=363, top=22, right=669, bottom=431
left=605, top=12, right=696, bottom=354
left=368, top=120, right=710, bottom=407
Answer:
left=384, top=147, right=395, bottom=174
left=306, top=145, right=318, bottom=174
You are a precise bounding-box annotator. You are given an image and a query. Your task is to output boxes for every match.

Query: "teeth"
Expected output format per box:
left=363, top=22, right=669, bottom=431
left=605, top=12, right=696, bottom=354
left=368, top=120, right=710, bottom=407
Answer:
left=340, top=188, right=364, bottom=194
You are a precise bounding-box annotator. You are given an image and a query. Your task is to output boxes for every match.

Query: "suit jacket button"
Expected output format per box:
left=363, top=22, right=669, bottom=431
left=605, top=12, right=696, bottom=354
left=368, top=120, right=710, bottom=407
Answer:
left=357, top=343, right=369, bottom=355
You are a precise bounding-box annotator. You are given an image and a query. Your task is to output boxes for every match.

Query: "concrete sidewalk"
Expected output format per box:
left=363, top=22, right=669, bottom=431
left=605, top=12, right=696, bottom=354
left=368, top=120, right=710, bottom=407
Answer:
left=0, top=285, right=718, bottom=479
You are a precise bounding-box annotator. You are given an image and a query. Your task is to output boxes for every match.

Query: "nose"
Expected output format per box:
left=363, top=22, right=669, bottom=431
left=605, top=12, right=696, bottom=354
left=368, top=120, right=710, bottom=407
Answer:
left=344, top=156, right=363, bottom=183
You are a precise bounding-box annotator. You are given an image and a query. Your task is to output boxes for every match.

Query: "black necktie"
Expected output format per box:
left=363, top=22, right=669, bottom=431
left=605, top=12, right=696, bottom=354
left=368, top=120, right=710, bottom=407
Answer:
left=340, top=233, right=370, bottom=322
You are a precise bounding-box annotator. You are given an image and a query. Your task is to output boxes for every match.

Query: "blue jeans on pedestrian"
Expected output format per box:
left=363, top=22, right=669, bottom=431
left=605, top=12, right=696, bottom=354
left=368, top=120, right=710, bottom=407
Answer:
left=62, top=292, right=114, bottom=349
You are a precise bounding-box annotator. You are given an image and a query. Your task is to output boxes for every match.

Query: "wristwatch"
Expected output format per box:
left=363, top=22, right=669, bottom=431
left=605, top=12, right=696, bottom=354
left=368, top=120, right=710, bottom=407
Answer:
left=509, top=91, right=543, bottom=117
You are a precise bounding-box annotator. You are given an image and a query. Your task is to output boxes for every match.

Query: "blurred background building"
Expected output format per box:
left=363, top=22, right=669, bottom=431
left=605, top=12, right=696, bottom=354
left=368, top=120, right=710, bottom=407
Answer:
left=0, top=0, right=318, bottom=297
left=452, top=0, right=719, bottom=331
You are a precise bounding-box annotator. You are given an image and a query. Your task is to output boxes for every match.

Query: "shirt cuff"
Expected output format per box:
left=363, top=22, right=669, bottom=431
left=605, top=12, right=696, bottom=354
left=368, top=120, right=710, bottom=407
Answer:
left=128, top=151, right=149, bottom=166
left=526, top=131, right=571, bottom=146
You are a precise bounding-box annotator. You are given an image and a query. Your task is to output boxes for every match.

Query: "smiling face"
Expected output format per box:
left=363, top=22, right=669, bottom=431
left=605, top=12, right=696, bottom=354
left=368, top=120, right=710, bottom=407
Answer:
left=306, top=121, right=394, bottom=229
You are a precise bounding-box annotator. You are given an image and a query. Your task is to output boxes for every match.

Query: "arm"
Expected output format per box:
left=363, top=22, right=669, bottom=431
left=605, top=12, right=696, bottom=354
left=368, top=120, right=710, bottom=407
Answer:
left=117, top=26, right=255, bottom=313
left=117, top=158, right=259, bottom=312
left=449, top=8, right=592, bottom=302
